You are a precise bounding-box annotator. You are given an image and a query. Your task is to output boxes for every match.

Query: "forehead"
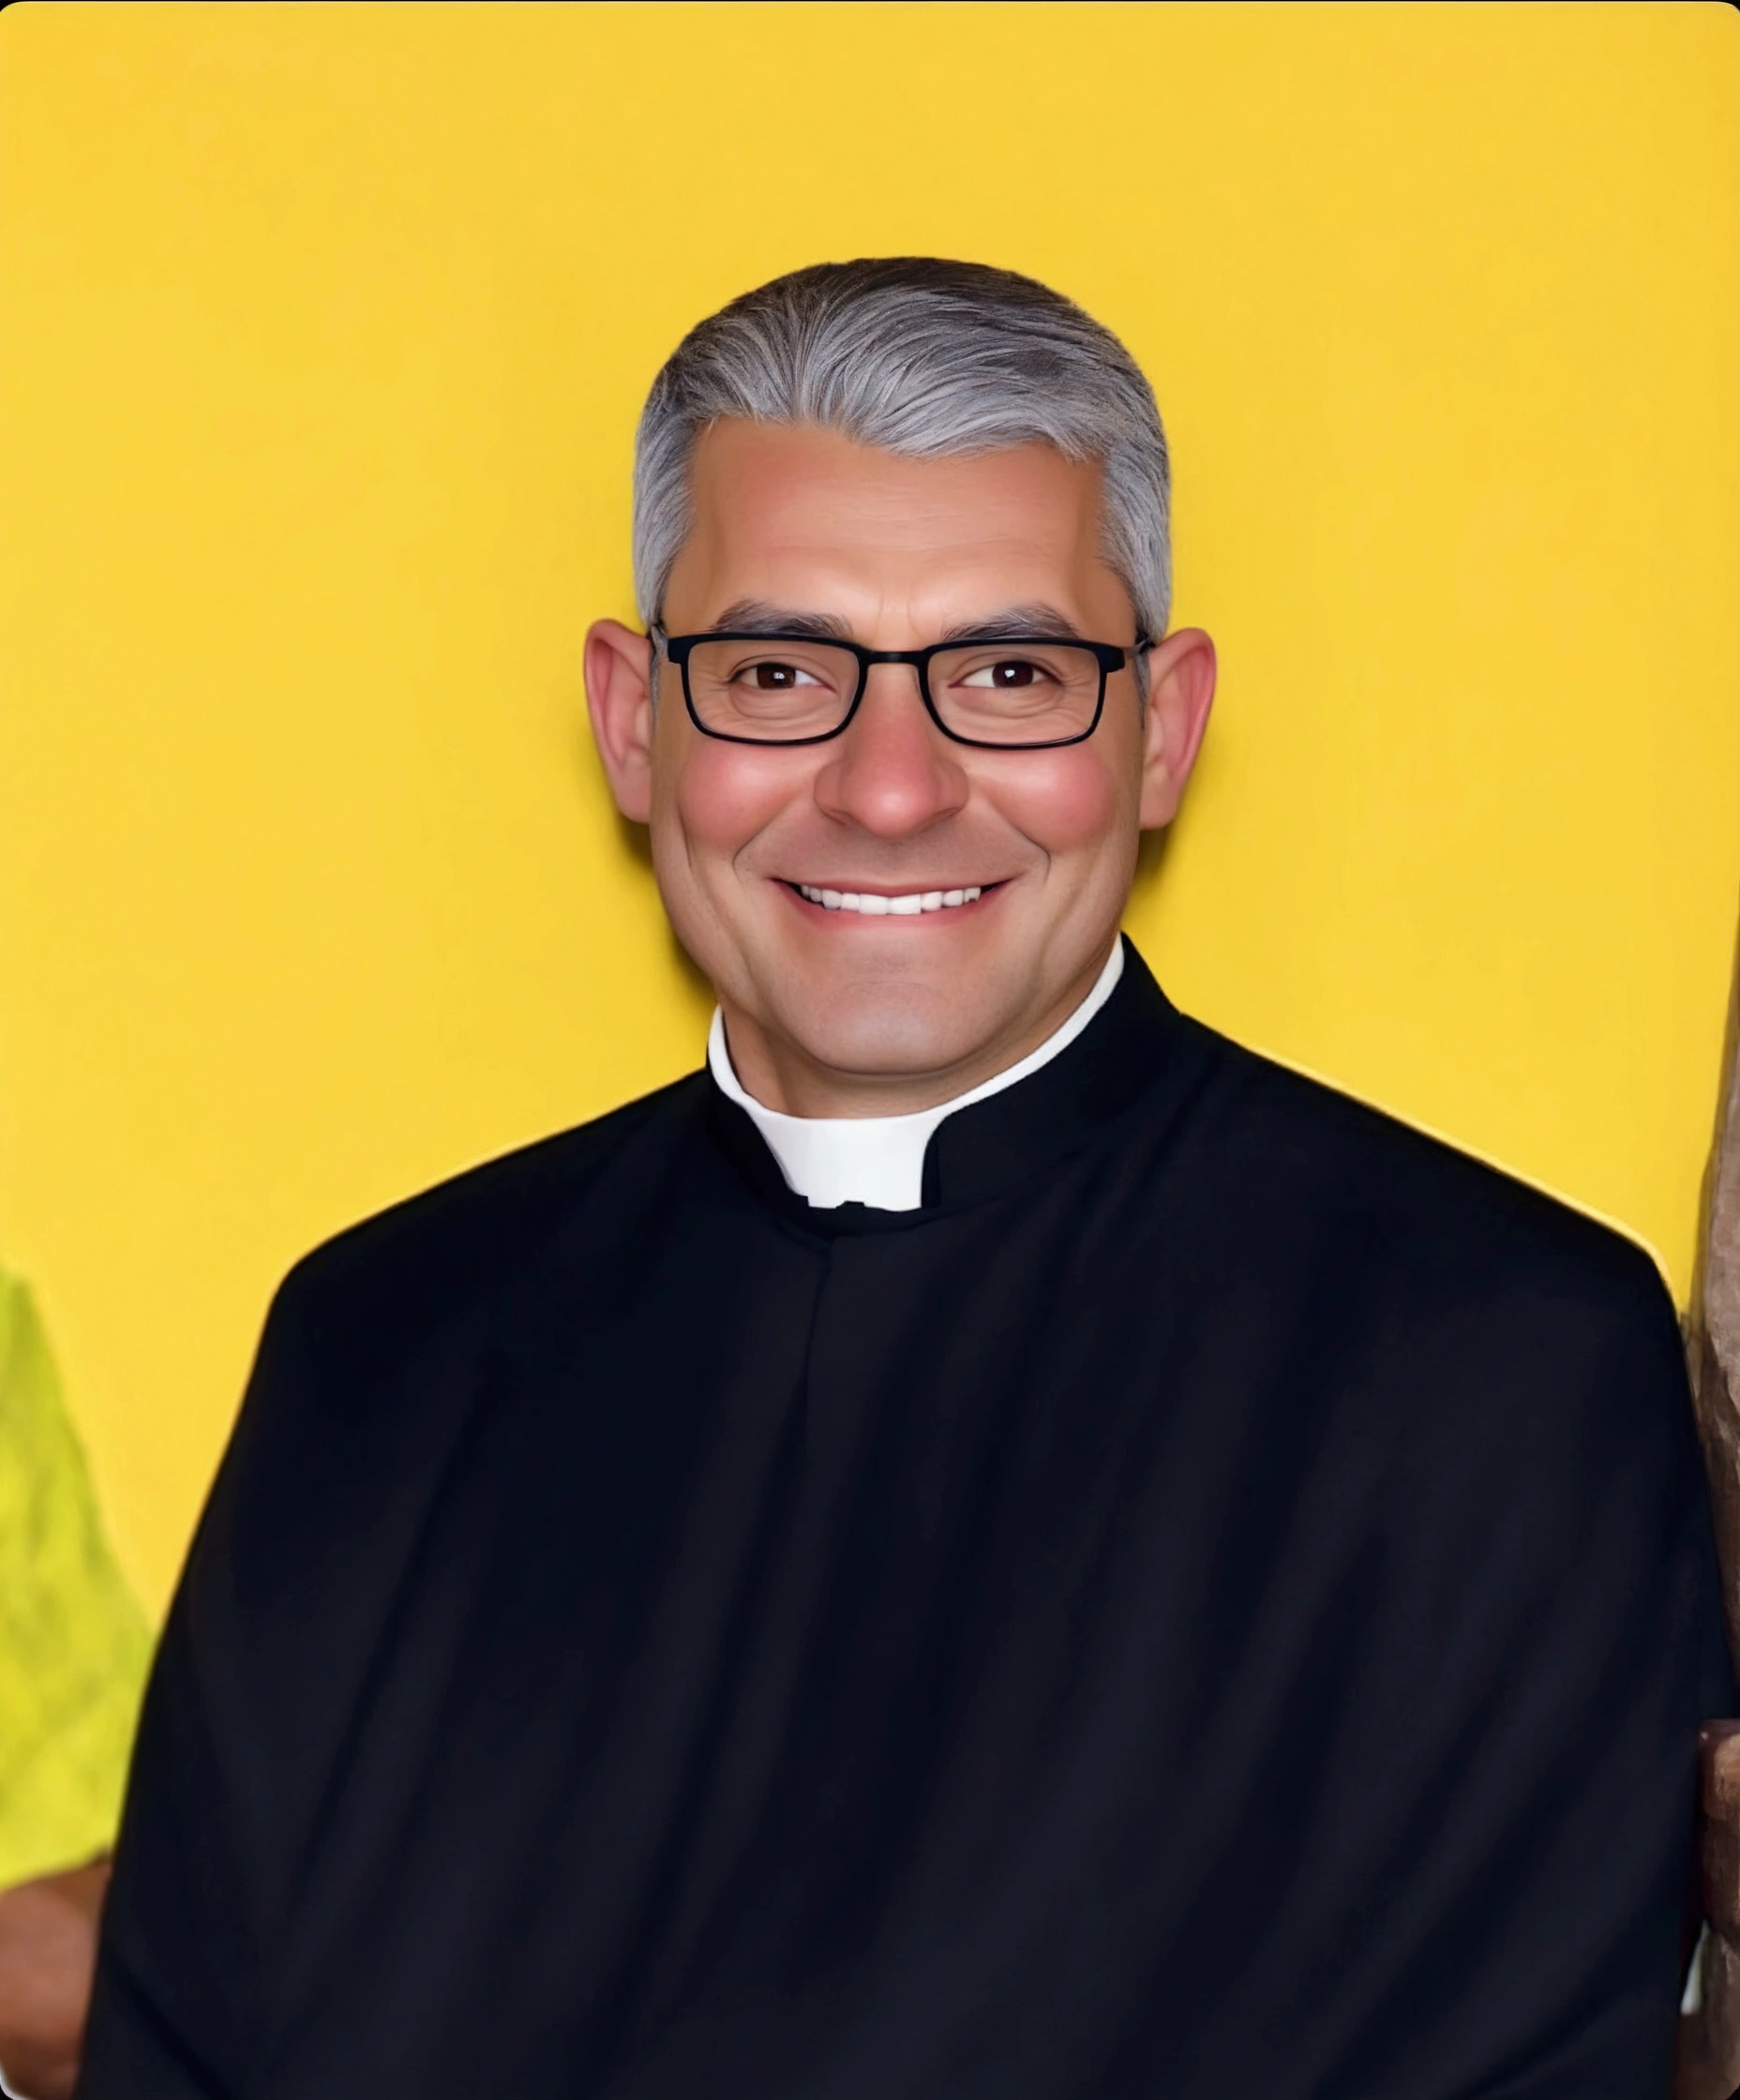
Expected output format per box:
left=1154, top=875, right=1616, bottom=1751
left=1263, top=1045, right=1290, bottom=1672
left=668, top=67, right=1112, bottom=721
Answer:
left=668, top=419, right=1125, bottom=629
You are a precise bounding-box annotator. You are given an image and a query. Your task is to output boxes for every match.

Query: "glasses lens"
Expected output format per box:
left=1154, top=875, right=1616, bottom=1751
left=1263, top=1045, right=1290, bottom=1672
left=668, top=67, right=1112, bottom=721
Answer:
left=684, top=638, right=860, bottom=741
left=927, top=642, right=1105, bottom=745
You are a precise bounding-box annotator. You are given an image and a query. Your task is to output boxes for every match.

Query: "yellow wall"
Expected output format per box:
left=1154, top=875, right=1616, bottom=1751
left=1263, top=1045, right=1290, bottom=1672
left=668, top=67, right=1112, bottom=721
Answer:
left=2, top=1, right=1737, bottom=1618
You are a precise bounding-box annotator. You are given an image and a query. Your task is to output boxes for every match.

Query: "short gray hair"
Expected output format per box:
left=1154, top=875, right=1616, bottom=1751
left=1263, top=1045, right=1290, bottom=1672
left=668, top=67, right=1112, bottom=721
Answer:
left=632, top=258, right=1171, bottom=640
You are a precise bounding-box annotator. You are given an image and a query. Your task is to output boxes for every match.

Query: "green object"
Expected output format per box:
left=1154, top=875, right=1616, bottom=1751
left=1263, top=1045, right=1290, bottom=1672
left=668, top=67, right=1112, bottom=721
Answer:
left=0, top=1269, right=154, bottom=1886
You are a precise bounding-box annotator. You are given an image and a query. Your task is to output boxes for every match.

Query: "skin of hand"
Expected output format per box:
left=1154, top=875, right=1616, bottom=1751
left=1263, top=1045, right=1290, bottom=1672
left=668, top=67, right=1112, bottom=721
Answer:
left=0, top=1858, right=110, bottom=2100
left=585, top=421, right=1218, bottom=1119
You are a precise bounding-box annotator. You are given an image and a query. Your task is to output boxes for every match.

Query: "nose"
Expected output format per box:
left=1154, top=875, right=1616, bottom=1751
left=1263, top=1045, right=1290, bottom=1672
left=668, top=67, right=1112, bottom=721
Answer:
left=813, top=663, right=969, bottom=838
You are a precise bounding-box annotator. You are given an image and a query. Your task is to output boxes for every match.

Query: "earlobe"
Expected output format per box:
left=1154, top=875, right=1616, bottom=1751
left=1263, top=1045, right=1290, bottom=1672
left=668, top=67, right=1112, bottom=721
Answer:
left=1138, top=627, right=1217, bottom=832
left=584, top=620, right=657, bottom=824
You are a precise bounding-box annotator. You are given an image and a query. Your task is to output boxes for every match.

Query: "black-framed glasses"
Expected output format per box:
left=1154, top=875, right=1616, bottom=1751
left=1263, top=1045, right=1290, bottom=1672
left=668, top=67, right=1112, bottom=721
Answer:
left=652, top=626, right=1151, bottom=749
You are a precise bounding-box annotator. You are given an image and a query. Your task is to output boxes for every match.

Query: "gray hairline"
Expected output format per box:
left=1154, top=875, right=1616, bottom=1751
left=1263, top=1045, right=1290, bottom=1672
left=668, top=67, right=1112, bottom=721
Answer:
left=638, top=420, right=1166, bottom=627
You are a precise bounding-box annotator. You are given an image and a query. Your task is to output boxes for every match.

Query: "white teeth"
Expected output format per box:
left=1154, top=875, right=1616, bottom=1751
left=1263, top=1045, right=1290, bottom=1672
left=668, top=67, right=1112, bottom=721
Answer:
left=796, top=883, right=985, bottom=914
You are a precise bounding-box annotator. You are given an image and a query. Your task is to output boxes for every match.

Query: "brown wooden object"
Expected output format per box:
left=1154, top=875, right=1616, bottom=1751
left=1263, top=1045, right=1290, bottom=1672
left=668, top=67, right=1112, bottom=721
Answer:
left=1679, top=925, right=1740, bottom=2100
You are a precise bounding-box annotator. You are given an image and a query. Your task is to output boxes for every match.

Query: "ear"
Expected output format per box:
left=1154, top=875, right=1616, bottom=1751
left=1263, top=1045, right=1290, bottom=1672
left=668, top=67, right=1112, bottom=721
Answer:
left=584, top=619, right=657, bottom=824
left=1137, top=627, right=1217, bottom=831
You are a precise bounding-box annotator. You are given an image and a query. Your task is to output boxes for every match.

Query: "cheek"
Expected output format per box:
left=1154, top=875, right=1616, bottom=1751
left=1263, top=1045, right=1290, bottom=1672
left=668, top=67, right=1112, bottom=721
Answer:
left=985, top=746, right=1132, bottom=861
left=655, top=730, right=811, bottom=869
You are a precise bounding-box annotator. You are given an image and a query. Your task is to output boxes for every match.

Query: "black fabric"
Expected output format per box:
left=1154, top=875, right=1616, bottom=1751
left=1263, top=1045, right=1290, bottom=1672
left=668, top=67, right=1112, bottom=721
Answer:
left=78, top=942, right=1733, bottom=2099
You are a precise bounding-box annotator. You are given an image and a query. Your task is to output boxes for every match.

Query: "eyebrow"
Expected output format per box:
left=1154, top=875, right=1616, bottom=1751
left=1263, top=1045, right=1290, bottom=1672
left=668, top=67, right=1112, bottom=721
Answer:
left=696, top=600, right=1089, bottom=645
left=938, top=604, right=1087, bottom=644
left=703, top=601, right=855, bottom=640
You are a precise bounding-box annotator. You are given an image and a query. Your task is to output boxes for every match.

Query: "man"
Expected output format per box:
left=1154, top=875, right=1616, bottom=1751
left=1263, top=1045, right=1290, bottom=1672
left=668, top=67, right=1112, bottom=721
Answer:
left=77, top=259, right=1733, bottom=2099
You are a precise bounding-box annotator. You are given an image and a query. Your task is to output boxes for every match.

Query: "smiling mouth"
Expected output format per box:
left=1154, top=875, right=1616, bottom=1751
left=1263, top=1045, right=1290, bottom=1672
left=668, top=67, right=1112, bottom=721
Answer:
left=789, top=882, right=991, bottom=916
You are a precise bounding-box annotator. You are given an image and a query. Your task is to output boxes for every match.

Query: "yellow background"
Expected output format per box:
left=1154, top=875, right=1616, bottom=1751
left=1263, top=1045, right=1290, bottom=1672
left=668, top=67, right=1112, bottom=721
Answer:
left=2, top=1, right=1737, bottom=1618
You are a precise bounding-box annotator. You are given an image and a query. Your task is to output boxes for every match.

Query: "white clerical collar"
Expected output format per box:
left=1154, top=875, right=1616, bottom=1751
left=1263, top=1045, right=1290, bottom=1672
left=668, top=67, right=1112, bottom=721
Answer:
left=708, top=938, right=1125, bottom=1212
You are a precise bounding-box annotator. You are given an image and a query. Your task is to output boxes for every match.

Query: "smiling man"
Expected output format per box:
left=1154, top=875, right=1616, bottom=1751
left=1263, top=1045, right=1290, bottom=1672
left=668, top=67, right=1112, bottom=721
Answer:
left=586, top=410, right=1212, bottom=1169
left=79, top=260, right=1732, bottom=2100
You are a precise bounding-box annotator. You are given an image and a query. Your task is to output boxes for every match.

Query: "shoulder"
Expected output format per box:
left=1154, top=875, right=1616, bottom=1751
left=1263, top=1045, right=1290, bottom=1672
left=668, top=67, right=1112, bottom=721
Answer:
left=261, top=1070, right=710, bottom=1372
left=1172, top=1016, right=1679, bottom=1367
left=1169, top=1026, right=1713, bottom=1629
left=178, top=1069, right=713, bottom=1681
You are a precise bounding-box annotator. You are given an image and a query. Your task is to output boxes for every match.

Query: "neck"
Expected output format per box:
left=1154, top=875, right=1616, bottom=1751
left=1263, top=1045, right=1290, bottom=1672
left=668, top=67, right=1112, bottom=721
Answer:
left=717, top=936, right=1123, bottom=1120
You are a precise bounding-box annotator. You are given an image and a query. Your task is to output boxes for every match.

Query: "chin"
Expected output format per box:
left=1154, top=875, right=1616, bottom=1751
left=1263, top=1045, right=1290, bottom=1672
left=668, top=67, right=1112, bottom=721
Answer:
left=778, top=980, right=996, bottom=1083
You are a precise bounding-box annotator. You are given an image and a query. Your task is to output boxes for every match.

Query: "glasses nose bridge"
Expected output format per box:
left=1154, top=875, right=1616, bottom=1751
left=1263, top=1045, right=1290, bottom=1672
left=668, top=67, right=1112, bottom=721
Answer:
left=854, top=647, right=935, bottom=717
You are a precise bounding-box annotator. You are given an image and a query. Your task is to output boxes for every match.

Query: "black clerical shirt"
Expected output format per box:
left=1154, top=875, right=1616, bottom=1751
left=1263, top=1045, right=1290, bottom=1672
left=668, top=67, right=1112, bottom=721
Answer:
left=79, top=943, right=1732, bottom=2099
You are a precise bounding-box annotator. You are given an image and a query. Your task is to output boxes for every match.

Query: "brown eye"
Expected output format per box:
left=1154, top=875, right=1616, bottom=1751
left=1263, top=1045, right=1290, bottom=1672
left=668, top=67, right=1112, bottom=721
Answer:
left=961, top=657, right=1054, bottom=691
left=750, top=662, right=802, bottom=690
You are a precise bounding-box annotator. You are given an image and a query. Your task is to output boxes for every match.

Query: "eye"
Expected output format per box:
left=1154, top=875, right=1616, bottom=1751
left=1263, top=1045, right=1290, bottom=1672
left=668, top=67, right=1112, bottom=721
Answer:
left=957, top=657, right=1059, bottom=691
left=734, top=657, right=825, bottom=692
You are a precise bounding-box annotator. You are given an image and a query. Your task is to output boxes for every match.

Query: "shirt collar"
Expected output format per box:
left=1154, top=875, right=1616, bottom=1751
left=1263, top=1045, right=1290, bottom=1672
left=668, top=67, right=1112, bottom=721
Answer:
left=708, top=939, right=1126, bottom=1212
